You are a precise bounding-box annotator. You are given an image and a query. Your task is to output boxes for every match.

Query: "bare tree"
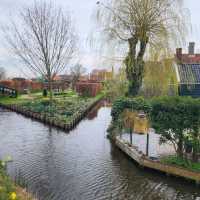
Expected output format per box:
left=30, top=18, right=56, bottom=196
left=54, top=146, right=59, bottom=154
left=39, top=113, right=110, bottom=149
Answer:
left=5, top=1, right=77, bottom=102
left=0, top=67, right=6, bottom=80
left=70, top=64, right=86, bottom=90
left=96, top=0, right=188, bottom=96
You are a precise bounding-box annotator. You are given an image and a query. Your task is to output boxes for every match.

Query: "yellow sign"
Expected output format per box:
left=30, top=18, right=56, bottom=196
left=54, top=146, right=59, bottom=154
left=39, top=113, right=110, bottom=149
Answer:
left=122, top=110, right=149, bottom=134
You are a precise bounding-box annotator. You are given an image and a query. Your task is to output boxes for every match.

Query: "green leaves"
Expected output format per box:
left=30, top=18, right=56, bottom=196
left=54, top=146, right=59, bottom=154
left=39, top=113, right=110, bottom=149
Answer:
left=111, top=96, right=151, bottom=121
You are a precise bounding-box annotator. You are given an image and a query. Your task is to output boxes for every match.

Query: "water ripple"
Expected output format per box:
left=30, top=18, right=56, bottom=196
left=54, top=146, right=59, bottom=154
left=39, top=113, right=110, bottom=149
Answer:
left=0, top=107, right=199, bottom=200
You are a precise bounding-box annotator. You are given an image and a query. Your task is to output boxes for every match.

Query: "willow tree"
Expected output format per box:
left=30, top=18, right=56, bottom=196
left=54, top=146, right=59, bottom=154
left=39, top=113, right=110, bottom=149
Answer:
left=5, top=1, right=77, bottom=102
left=96, top=0, right=187, bottom=96
left=142, top=59, right=178, bottom=97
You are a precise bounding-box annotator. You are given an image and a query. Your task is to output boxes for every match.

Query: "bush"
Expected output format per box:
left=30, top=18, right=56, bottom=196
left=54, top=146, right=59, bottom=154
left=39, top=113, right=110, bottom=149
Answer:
left=111, top=97, right=152, bottom=121
left=150, top=96, right=200, bottom=161
left=43, top=89, right=47, bottom=97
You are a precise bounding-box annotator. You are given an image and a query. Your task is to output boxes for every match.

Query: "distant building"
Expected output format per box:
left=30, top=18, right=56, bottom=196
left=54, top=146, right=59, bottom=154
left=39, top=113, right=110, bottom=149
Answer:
left=75, top=81, right=102, bottom=97
left=0, top=78, right=43, bottom=93
left=175, top=42, right=200, bottom=97
left=90, top=68, right=114, bottom=82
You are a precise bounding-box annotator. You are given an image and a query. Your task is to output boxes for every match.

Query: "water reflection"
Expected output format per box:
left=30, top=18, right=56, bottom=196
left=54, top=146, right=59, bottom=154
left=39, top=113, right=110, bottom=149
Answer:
left=0, top=105, right=199, bottom=200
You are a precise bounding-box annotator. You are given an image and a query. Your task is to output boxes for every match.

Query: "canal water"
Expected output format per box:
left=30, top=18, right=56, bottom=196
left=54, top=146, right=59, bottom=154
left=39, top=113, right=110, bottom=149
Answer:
left=0, top=103, right=200, bottom=200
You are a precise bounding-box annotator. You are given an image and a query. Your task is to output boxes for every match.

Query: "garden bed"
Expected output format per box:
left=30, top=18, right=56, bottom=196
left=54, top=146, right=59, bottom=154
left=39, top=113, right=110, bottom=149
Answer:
left=0, top=91, right=104, bottom=132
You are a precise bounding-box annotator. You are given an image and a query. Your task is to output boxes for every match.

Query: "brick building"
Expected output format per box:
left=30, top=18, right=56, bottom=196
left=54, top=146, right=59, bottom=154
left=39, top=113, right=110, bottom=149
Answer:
left=0, top=78, right=43, bottom=93
left=75, top=81, right=102, bottom=97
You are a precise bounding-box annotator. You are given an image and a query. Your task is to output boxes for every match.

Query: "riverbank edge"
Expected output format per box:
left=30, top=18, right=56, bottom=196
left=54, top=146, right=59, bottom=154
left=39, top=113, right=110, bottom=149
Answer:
left=0, top=94, right=104, bottom=132
left=110, top=135, right=200, bottom=184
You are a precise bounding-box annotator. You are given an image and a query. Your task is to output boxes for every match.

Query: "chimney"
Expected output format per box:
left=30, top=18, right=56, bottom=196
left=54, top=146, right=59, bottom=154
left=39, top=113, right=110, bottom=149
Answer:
left=188, top=42, right=195, bottom=55
left=176, top=48, right=182, bottom=62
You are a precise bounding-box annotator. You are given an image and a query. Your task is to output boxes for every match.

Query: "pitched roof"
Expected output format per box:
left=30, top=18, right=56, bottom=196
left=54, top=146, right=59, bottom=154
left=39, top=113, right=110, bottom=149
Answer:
left=180, top=54, right=200, bottom=64
left=177, top=64, right=200, bottom=84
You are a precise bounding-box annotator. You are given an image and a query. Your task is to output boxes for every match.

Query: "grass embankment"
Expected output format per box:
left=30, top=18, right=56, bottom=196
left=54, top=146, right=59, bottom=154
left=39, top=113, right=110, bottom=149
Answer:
left=0, top=90, right=104, bottom=124
left=0, top=161, right=34, bottom=200
left=161, top=156, right=200, bottom=172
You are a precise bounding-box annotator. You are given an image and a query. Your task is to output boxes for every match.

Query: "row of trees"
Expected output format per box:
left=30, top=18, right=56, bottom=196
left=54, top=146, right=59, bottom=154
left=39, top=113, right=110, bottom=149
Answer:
left=3, top=0, right=188, bottom=99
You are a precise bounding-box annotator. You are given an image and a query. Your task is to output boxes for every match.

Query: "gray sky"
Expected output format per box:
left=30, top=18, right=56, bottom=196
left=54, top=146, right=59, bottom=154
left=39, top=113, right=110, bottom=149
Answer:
left=0, top=0, right=200, bottom=77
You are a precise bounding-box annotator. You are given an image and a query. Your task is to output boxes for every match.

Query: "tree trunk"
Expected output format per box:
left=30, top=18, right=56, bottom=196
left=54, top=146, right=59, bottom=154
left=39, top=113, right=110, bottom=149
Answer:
left=192, top=137, right=199, bottom=162
left=125, top=37, right=147, bottom=96
left=177, top=138, right=184, bottom=158
left=48, top=78, right=53, bottom=105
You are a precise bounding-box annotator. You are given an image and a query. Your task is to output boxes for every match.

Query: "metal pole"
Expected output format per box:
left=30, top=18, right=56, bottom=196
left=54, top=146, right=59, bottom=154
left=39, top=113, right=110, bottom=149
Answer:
left=146, top=133, right=149, bottom=157
left=130, top=128, right=132, bottom=145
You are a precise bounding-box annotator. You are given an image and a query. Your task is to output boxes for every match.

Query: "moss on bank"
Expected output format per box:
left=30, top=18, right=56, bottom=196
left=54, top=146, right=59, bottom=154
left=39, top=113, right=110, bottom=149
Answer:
left=161, top=156, right=200, bottom=173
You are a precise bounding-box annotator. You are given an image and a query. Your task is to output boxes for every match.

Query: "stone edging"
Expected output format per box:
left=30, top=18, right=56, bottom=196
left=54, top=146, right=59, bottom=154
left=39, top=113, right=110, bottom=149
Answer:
left=0, top=96, right=103, bottom=132
left=115, top=136, right=200, bottom=184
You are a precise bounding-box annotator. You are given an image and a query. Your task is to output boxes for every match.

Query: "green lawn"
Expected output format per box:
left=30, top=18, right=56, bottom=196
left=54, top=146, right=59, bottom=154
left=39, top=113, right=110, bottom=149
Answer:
left=161, top=155, right=200, bottom=172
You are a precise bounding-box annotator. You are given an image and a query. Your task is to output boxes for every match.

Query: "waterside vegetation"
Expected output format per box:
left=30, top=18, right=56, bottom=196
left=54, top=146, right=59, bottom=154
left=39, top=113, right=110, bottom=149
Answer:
left=0, top=160, right=35, bottom=200
left=109, top=96, right=200, bottom=172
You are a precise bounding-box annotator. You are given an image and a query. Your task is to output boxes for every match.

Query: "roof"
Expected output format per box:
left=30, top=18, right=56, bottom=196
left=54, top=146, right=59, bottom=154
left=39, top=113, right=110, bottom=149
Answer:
left=180, top=54, right=200, bottom=64
left=177, top=64, right=200, bottom=84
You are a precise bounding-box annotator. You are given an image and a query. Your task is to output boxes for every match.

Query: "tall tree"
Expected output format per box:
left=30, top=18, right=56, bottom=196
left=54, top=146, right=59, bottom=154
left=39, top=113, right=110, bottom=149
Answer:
left=96, top=0, right=188, bottom=96
left=5, top=1, right=77, bottom=102
left=70, top=64, right=86, bottom=90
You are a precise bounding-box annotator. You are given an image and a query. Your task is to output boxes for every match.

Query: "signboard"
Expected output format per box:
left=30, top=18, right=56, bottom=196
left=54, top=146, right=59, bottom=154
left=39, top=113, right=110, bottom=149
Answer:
left=122, top=110, right=149, bottom=134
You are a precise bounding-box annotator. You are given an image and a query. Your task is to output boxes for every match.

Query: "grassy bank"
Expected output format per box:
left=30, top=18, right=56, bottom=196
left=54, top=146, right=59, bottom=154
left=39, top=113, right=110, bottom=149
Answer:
left=161, top=156, right=200, bottom=172
left=0, top=161, right=34, bottom=200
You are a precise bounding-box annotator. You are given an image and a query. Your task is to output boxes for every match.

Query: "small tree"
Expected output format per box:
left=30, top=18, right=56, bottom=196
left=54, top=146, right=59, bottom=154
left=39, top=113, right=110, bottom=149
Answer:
left=70, top=64, right=86, bottom=90
left=5, top=1, right=77, bottom=103
left=96, top=0, right=188, bottom=96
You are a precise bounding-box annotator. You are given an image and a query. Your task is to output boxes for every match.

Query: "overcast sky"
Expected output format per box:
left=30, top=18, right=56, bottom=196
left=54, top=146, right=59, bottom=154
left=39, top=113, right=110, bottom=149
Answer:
left=0, top=0, right=200, bottom=77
